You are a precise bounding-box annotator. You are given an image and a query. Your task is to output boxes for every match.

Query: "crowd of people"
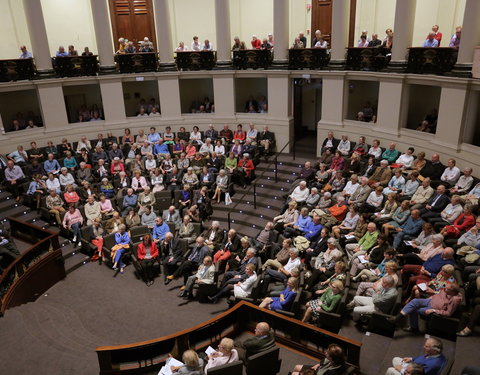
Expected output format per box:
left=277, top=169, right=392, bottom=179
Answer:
left=117, top=37, right=155, bottom=54
left=75, top=104, right=105, bottom=122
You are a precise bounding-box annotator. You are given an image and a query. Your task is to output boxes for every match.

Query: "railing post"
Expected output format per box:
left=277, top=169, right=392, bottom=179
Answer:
left=253, top=183, right=257, bottom=209
left=293, top=140, right=296, bottom=160
left=274, top=157, right=278, bottom=183
left=227, top=211, right=231, bottom=230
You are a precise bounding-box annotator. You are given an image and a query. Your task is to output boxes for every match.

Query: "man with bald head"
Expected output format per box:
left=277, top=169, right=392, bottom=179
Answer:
left=368, top=33, right=382, bottom=47
left=166, top=236, right=209, bottom=285
left=236, top=322, right=276, bottom=359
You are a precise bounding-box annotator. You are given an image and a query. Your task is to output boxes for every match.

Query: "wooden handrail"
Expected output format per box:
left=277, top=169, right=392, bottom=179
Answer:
left=0, top=217, right=60, bottom=314
left=96, top=301, right=362, bottom=374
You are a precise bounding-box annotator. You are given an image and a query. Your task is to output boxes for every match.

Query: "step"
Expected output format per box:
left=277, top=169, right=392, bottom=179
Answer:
left=0, top=205, right=31, bottom=220
left=64, top=252, right=90, bottom=274
left=213, top=202, right=279, bottom=220
left=61, top=242, right=80, bottom=260
left=0, top=198, right=19, bottom=210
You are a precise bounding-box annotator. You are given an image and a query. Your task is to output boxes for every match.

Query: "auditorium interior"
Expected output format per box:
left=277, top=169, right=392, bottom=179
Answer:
left=1, top=0, right=480, bottom=374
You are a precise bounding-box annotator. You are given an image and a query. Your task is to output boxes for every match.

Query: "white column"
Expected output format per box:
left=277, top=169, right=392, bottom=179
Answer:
left=273, top=0, right=289, bottom=62
left=456, top=0, right=480, bottom=65
left=153, top=0, right=174, bottom=65
left=23, top=0, right=52, bottom=73
left=213, top=75, right=235, bottom=116
left=100, top=78, right=126, bottom=123
left=390, top=0, right=417, bottom=64
left=90, top=0, right=115, bottom=70
left=375, top=79, right=404, bottom=136
left=37, top=83, right=69, bottom=130
left=158, top=77, right=181, bottom=119
left=215, top=0, right=232, bottom=63
left=330, top=0, right=350, bottom=63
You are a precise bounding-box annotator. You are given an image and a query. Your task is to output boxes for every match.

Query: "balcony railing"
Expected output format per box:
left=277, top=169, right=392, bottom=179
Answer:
left=288, top=48, right=330, bottom=70
left=52, top=55, right=99, bottom=77
left=233, top=49, right=273, bottom=70
left=175, top=51, right=217, bottom=70
left=346, top=47, right=391, bottom=71
left=115, top=52, right=159, bottom=73
left=406, top=47, right=458, bottom=75
left=0, top=58, right=36, bottom=82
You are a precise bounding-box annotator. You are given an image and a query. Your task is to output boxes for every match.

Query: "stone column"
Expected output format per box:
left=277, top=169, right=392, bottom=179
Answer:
left=90, top=0, right=116, bottom=72
left=454, top=0, right=480, bottom=75
left=23, top=0, right=53, bottom=75
left=153, top=0, right=175, bottom=68
left=214, top=0, right=232, bottom=66
left=273, top=0, right=289, bottom=65
left=390, top=0, right=417, bottom=70
left=329, top=0, right=350, bottom=68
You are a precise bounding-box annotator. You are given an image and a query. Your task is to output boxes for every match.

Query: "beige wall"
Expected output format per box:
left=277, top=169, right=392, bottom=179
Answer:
left=354, top=0, right=396, bottom=43
left=0, top=0, right=31, bottom=59
left=41, top=0, right=98, bottom=56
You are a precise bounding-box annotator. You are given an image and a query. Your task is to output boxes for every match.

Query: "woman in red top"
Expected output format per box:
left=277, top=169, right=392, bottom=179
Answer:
left=63, top=184, right=80, bottom=206
left=233, top=153, right=255, bottom=188
left=110, top=157, right=125, bottom=175
left=440, top=205, right=475, bottom=239
left=233, top=124, right=246, bottom=143
left=137, top=234, right=159, bottom=286
left=328, top=151, right=345, bottom=173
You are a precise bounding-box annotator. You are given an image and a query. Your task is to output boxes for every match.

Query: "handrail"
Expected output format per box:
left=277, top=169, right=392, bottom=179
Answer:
left=226, top=141, right=290, bottom=229
left=0, top=217, right=60, bottom=314
left=95, top=301, right=362, bottom=375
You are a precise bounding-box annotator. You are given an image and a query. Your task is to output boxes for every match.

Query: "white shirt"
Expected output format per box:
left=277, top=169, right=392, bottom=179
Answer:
left=395, top=154, right=414, bottom=168
left=342, top=181, right=359, bottom=196
left=214, top=145, right=225, bottom=156
left=366, top=192, right=383, bottom=207
left=199, top=144, right=213, bottom=154
left=337, top=140, right=351, bottom=155
left=191, top=42, right=201, bottom=51
left=290, top=186, right=309, bottom=203
left=368, top=146, right=382, bottom=159
left=234, top=272, right=257, bottom=298
left=441, top=166, right=461, bottom=184
left=202, top=43, right=214, bottom=51
left=285, top=257, right=301, bottom=273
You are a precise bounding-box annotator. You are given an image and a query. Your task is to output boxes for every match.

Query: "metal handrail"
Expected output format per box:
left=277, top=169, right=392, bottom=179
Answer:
left=226, top=141, right=291, bottom=230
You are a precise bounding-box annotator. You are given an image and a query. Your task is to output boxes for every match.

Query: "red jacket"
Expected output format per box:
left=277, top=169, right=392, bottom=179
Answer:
left=137, top=241, right=159, bottom=260
left=237, top=159, right=254, bottom=177
left=444, top=213, right=475, bottom=237
left=251, top=39, right=261, bottom=49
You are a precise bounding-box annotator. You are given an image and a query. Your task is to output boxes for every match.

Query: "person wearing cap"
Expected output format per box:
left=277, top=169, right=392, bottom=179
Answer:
left=233, top=153, right=254, bottom=189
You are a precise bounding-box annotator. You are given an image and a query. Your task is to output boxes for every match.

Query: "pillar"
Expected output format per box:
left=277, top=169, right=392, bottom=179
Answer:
left=390, top=0, right=417, bottom=69
left=90, top=0, right=116, bottom=72
left=37, top=83, right=69, bottom=130
left=273, top=0, right=289, bottom=64
left=158, top=77, right=181, bottom=119
left=434, top=85, right=468, bottom=151
left=99, top=78, right=126, bottom=123
left=23, top=0, right=53, bottom=75
left=454, top=0, right=480, bottom=75
left=213, top=74, right=235, bottom=116
left=214, top=0, right=232, bottom=65
left=329, top=0, right=350, bottom=67
left=153, top=0, right=174, bottom=67
left=375, top=79, right=404, bottom=137
left=268, top=73, right=292, bottom=151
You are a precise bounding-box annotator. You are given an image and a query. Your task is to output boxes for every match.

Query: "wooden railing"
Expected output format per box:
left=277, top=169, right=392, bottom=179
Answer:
left=0, top=58, right=36, bottom=82
left=175, top=51, right=217, bottom=71
left=0, top=217, right=63, bottom=315
left=407, top=47, right=458, bottom=74
left=52, top=55, right=99, bottom=77
left=288, top=48, right=330, bottom=70
left=346, top=47, right=391, bottom=71
left=115, top=53, right=159, bottom=73
left=96, top=301, right=361, bottom=375
left=233, top=49, right=273, bottom=70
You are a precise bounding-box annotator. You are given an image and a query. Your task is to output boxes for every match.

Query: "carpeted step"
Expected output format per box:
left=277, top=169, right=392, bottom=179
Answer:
left=0, top=205, right=31, bottom=220
left=213, top=201, right=279, bottom=220
left=61, top=242, right=81, bottom=260
left=64, top=252, right=90, bottom=274
left=0, top=198, right=19, bottom=211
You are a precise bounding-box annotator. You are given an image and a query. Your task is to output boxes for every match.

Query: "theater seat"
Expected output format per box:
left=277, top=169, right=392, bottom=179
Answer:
left=246, top=346, right=281, bottom=375
left=207, top=360, right=243, bottom=375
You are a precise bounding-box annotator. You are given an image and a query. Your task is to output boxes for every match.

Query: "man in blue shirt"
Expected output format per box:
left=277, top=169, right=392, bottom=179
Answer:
left=8, top=146, right=28, bottom=165
left=153, top=140, right=170, bottom=157
left=152, top=217, right=169, bottom=242
left=385, top=337, right=447, bottom=375
left=284, top=207, right=312, bottom=238
left=422, top=33, right=439, bottom=48
left=303, top=214, right=323, bottom=241
left=392, top=209, right=424, bottom=250
left=148, top=127, right=161, bottom=144
left=122, top=188, right=138, bottom=216
left=56, top=46, right=69, bottom=57
left=19, top=45, right=33, bottom=59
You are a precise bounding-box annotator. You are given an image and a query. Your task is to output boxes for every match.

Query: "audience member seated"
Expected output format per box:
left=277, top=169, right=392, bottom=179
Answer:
left=136, top=234, right=159, bottom=286
left=301, top=280, right=344, bottom=323
left=291, top=344, right=347, bottom=375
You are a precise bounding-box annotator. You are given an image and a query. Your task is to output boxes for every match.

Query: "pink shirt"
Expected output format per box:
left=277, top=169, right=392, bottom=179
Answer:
left=62, top=209, right=83, bottom=227
left=100, top=199, right=113, bottom=212
left=419, top=244, right=444, bottom=262
left=430, top=289, right=462, bottom=316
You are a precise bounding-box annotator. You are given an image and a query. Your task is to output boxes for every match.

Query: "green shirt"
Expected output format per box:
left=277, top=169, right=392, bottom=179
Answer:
left=319, top=288, right=342, bottom=312
left=225, top=157, right=237, bottom=170
left=381, top=149, right=400, bottom=163
left=358, top=230, right=379, bottom=251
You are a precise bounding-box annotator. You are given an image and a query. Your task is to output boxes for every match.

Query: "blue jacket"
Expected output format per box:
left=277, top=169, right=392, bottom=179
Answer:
left=115, top=232, right=130, bottom=246
left=153, top=143, right=170, bottom=155
left=270, top=287, right=297, bottom=311
left=295, top=215, right=312, bottom=232
left=423, top=254, right=455, bottom=278
left=413, top=354, right=447, bottom=375
left=44, top=159, right=61, bottom=173
left=123, top=194, right=138, bottom=208
left=152, top=222, right=169, bottom=241
left=303, top=221, right=323, bottom=241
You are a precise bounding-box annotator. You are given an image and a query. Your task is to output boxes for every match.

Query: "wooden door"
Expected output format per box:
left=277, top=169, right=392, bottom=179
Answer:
left=109, top=0, right=156, bottom=49
left=311, top=0, right=332, bottom=47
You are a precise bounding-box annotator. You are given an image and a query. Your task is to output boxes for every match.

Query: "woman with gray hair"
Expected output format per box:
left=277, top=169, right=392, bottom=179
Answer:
left=401, top=234, right=444, bottom=265
left=306, top=238, right=343, bottom=291
left=204, top=337, right=239, bottom=373
left=305, top=187, right=320, bottom=209
left=59, top=167, right=77, bottom=189
left=212, top=169, right=229, bottom=203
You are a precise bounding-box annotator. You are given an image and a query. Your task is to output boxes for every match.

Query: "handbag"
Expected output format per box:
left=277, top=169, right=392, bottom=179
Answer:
left=225, top=192, right=233, bottom=205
